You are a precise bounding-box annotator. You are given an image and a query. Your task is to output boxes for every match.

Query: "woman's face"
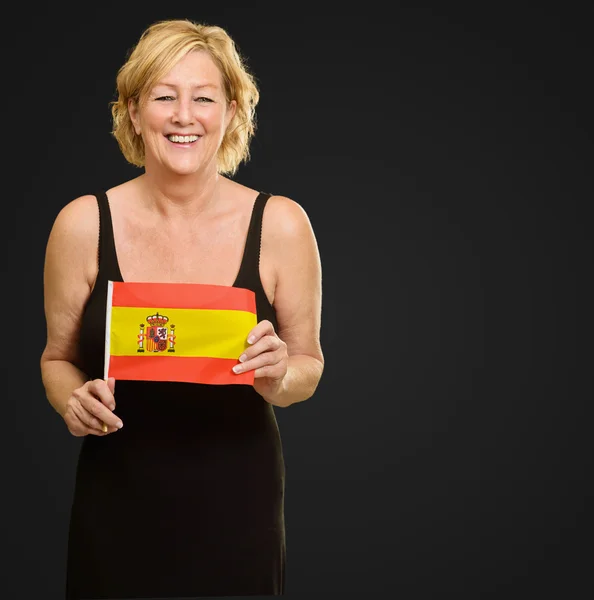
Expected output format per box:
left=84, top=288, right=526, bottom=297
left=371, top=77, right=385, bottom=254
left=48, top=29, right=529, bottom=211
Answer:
left=129, top=50, right=236, bottom=176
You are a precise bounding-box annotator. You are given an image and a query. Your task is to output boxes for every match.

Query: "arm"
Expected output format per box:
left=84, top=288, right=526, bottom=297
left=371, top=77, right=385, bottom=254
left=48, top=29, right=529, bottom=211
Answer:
left=234, top=195, right=324, bottom=407
left=40, top=195, right=122, bottom=435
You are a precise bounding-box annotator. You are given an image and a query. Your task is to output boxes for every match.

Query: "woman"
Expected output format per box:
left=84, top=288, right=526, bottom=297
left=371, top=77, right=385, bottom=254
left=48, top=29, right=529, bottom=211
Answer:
left=40, top=19, right=323, bottom=599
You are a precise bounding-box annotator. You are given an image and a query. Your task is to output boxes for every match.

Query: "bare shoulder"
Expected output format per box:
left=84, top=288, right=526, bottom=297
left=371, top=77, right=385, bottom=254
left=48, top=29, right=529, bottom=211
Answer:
left=46, top=194, right=100, bottom=287
left=50, top=194, right=99, bottom=242
left=263, top=194, right=316, bottom=240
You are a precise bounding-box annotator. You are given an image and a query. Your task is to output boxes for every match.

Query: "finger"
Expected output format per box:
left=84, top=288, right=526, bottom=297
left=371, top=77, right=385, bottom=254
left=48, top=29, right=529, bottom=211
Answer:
left=89, top=379, right=116, bottom=411
left=65, top=414, right=90, bottom=437
left=246, top=320, right=275, bottom=345
left=254, top=364, right=285, bottom=379
left=92, top=424, right=115, bottom=436
left=71, top=399, right=108, bottom=432
left=82, top=424, right=111, bottom=436
left=238, top=335, right=281, bottom=364
left=78, top=395, right=123, bottom=430
left=99, top=378, right=117, bottom=431
left=97, top=423, right=119, bottom=434
left=76, top=414, right=116, bottom=436
left=66, top=413, right=108, bottom=437
left=69, top=426, right=90, bottom=438
left=106, top=377, right=116, bottom=399
left=102, top=379, right=116, bottom=428
left=233, top=348, right=283, bottom=374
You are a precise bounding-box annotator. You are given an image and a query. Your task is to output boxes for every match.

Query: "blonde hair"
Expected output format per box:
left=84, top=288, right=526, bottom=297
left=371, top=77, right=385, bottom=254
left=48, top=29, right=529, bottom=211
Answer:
left=110, top=19, right=259, bottom=175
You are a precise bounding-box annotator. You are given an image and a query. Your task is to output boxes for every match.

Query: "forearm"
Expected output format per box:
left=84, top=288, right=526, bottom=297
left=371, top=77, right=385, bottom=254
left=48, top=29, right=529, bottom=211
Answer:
left=264, top=354, right=324, bottom=408
left=41, top=358, right=88, bottom=417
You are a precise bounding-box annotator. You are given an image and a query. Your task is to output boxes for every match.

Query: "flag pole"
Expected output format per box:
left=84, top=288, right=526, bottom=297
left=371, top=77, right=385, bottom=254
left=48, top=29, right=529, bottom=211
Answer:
left=102, top=281, right=114, bottom=433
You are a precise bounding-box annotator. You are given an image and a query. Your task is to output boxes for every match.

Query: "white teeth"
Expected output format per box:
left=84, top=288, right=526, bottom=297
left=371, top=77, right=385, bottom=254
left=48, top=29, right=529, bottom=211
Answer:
left=167, top=135, right=199, bottom=143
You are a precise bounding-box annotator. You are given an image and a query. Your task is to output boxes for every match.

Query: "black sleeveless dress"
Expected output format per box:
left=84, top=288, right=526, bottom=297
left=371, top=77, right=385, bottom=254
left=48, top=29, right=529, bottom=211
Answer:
left=66, top=190, right=285, bottom=599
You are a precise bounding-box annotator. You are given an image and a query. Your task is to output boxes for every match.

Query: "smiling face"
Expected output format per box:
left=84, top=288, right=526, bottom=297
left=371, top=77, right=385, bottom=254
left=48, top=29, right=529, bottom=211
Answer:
left=128, top=50, right=236, bottom=176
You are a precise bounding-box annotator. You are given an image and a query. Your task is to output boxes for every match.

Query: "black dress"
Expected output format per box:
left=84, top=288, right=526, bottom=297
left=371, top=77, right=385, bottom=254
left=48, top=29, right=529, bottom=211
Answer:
left=66, top=190, right=286, bottom=599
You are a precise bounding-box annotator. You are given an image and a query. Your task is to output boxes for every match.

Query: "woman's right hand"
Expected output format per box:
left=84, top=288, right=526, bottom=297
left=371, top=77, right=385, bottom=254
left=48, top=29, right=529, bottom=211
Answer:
left=63, top=377, right=123, bottom=437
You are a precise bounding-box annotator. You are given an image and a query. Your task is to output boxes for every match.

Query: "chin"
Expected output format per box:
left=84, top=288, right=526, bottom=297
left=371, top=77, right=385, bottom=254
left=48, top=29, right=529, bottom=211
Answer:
left=166, top=161, right=203, bottom=176
left=171, top=167, right=200, bottom=176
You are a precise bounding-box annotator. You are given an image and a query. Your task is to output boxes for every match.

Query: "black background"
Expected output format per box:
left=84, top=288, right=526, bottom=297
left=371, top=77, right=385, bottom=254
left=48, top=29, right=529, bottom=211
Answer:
left=2, top=3, right=591, bottom=599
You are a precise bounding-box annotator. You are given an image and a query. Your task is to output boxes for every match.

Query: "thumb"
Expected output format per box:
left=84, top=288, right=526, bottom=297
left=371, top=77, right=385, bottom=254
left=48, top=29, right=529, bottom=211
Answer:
left=106, top=377, right=116, bottom=394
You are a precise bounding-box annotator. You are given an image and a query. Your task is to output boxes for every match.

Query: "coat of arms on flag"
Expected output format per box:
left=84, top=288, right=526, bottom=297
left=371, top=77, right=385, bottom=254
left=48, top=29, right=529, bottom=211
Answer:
left=104, top=281, right=257, bottom=385
left=138, top=312, right=176, bottom=353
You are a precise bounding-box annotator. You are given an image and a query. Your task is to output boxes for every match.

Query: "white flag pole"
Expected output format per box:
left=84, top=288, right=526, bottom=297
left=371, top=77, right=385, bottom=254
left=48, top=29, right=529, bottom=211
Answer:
left=102, top=280, right=115, bottom=433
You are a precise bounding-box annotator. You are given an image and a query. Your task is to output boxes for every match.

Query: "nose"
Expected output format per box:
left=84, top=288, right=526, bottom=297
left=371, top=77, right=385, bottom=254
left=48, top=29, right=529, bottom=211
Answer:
left=172, top=96, right=194, bottom=127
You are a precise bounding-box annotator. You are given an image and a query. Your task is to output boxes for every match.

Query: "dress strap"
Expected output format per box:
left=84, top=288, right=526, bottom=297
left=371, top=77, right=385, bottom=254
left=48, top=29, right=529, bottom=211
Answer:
left=94, top=190, right=123, bottom=282
left=233, top=191, right=273, bottom=311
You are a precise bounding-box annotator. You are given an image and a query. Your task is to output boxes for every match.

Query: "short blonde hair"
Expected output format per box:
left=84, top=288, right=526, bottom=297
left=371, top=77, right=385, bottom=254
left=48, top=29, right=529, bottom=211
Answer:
left=110, top=19, right=259, bottom=175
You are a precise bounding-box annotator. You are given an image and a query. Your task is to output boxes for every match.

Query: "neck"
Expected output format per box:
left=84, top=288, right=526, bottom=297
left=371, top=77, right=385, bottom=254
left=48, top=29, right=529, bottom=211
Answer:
left=139, top=164, right=224, bottom=219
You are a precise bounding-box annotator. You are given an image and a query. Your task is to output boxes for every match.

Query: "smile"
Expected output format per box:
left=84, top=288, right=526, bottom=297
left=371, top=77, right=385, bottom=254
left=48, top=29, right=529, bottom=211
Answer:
left=165, top=134, right=201, bottom=146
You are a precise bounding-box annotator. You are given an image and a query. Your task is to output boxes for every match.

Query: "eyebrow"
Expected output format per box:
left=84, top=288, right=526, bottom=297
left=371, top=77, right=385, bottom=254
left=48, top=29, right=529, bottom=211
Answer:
left=154, top=82, right=218, bottom=90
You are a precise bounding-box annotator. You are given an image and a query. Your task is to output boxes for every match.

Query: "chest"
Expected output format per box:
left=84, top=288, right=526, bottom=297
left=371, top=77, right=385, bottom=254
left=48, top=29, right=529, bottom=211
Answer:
left=113, top=217, right=247, bottom=286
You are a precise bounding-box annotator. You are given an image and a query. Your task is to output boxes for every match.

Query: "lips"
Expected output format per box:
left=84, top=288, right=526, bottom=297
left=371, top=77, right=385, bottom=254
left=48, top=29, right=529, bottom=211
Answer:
left=166, top=134, right=201, bottom=144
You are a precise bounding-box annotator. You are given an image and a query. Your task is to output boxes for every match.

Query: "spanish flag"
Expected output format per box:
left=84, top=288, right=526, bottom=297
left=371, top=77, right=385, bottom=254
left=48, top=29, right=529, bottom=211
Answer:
left=104, top=281, right=257, bottom=385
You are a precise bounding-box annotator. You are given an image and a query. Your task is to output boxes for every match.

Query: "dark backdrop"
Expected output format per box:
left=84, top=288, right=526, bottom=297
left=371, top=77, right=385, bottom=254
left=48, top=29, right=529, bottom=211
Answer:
left=2, top=3, right=591, bottom=599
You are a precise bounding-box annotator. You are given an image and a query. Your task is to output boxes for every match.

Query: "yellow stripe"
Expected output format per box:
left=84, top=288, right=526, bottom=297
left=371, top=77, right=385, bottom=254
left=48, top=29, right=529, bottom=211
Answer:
left=110, top=307, right=256, bottom=359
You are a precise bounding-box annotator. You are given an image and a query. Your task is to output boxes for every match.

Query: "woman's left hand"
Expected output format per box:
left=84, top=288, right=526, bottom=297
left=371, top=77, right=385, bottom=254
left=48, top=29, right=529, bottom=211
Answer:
left=233, top=320, right=288, bottom=399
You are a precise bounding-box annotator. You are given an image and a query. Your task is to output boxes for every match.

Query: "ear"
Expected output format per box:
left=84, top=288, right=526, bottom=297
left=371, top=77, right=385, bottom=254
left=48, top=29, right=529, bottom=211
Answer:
left=225, top=99, right=237, bottom=130
left=128, top=97, right=142, bottom=135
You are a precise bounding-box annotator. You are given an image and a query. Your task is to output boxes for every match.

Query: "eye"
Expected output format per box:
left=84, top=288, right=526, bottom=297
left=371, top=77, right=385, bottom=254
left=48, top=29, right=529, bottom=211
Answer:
left=195, top=97, right=214, bottom=103
left=155, top=96, right=175, bottom=101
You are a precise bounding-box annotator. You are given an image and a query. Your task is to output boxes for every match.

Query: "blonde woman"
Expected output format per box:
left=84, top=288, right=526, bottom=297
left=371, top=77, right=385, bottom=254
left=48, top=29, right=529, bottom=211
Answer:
left=40, top=19, right=323, bottom=599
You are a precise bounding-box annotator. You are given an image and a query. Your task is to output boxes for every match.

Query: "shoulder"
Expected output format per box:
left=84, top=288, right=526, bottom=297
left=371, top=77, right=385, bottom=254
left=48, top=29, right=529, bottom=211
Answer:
left=52, top=194, right=98, bottom=231
left=48, top=194, right=99, bottom=252
left=263, top=194, right=315, bottom=241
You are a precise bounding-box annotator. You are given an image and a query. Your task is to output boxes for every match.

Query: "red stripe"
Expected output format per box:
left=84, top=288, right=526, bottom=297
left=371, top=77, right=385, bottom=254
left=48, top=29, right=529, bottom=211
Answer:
left=107, top=355, right=254, bottom=386
left=111, top=281, right=256, bottom=313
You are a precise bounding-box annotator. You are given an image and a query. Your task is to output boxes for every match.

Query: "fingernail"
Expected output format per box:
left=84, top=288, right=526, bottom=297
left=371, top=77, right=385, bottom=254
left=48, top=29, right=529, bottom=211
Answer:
left=239, top=354, right=247, bottom=363
left=232, top=365, right=242, bottom=374
left=116, top=421, right=123, bottom=429
left=247, top=336, right=255, bottom=344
